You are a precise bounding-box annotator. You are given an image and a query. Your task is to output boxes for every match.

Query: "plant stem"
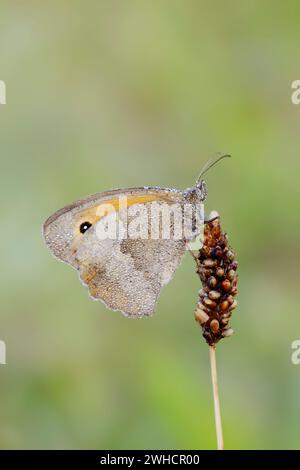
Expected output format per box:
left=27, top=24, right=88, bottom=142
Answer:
left=209, top=345, right=224, bottom=450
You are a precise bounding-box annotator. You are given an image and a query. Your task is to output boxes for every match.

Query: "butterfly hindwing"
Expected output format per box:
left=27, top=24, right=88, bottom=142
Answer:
left=76, top=224, right=186, bottom=317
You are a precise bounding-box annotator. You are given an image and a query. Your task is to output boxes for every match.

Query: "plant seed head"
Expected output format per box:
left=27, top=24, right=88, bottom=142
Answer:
left=194, top=215, right=238, bottom=346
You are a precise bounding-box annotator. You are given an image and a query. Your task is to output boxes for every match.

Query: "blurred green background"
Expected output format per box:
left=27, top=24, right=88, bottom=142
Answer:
left=1, top=0, right=300, bottom=450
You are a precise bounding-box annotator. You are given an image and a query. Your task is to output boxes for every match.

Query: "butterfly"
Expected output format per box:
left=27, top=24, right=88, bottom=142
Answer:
left=43, top=154, right=230, bottom=318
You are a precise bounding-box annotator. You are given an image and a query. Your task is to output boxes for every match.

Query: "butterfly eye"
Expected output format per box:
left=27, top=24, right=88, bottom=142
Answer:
left=80, top=221, right=92, bottom=234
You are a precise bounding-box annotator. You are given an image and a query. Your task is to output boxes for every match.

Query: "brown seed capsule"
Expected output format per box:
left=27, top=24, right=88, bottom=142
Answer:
left=227, top=269, right=235, bottom=280
left=210, top=319, right=220, bottom=333
left=230, top=261, right=238, bottom=270
left=216, top=267, right=224, bottom=277
left=201, top=246, right=211, bottom=257
left=227, top=295, right=234, bottom=305
left=208, top=276, right=217, bottom=288
left=197, top=302, right=208, bottom=312
left=202, top=268, right=212, bottom=278
left=195, top=309, right=209, bottom=324
left=203, top=259, right=215, bottom=268
left=222, top=311, right=232, bottom=319
left=221, top=317, right=229, bottom=325
left=229, top=299, right=238, bottom=311
left=212, top=246, right=223, bottom=258
left=227, top=250, right=235, bottom=261
left=203, top=330, right=212, bottom=341
left=208, top=290, right=221, bottom=300
left=222, top=279, right=231, bottom=292
left=222, top=328, right=234, bottom=337
left=220, top=300, right=229, bottom=311
left=203, top=298, right=217, bottom=308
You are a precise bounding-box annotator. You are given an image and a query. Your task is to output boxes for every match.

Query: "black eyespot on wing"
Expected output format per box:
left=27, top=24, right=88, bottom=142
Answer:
left=80, top=221, right=92, bottom=234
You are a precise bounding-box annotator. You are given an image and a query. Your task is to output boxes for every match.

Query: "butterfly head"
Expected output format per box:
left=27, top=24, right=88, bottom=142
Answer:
left=195, top=178, right=208, bottom=201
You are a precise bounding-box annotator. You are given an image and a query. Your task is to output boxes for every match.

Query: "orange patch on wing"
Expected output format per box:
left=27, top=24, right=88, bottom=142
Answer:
left=74, top=193, right=170, bottom=231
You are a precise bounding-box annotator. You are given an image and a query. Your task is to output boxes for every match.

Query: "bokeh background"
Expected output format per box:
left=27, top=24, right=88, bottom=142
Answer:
left=1, top=0, right=300, bottom=450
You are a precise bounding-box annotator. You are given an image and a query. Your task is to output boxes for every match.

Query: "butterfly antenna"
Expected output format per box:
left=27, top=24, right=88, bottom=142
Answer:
left=197, top=153, right=231, bottom=183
